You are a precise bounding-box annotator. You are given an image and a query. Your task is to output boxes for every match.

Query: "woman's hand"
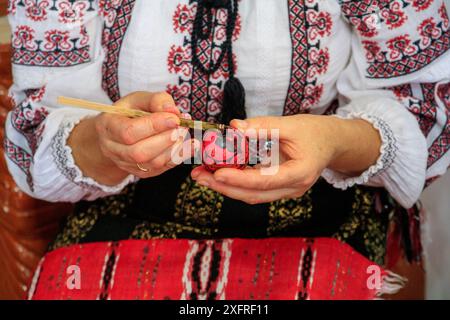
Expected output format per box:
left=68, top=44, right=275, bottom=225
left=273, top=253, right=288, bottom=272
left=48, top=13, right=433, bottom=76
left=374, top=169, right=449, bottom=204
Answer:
left=69, top=91, right=192, bottom=186
left=191, top=114, right=382, bottom=204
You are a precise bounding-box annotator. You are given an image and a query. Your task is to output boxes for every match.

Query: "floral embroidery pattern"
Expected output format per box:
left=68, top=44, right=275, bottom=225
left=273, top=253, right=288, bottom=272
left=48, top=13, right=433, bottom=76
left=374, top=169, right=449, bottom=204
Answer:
left=11, top=0, right=95, bottom=24
left=409, top=0, right=434, bottom=12
left=11, top=25, right=90, bottom=67
left=340, top=0, right=409, bottom=38
left=389, top=82, right=450, bottom=168
left=283, top=0, right=332, bottom=115
left=167, top=1, right=242, bottom=122
left=9, top=87, right=48, bottom=154
left=9, top=1, right=95, bottom=67
left=24, top=0, right=50, bottom=22
left=343, top=0, right=450, bottom=79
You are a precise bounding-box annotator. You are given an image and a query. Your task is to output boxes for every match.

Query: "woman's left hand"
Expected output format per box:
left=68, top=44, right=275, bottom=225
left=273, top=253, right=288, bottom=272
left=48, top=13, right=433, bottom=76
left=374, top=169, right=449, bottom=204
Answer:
left=191, top=114, right=382, bottom=204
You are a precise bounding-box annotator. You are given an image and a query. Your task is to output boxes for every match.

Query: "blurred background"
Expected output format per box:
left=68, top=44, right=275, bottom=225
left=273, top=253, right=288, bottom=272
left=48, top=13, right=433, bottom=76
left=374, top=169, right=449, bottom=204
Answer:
left=0, top=0, right=449, bottom=300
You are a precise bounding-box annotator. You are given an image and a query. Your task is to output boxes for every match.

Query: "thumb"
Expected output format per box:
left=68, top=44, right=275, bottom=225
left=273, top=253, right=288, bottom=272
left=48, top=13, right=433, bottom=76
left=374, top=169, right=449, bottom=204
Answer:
left=114, top=91, right=180, bottom=115
left=230, top=116, right=291, bottom=139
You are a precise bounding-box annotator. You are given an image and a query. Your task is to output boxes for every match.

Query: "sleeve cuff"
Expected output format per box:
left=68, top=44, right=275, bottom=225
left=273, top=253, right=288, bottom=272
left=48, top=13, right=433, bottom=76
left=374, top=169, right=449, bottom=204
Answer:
left=52, top=116, right=138, bottom=195
left=321, top=97, right=428, bottom=208
left=32, top=109, right=138, bottom=202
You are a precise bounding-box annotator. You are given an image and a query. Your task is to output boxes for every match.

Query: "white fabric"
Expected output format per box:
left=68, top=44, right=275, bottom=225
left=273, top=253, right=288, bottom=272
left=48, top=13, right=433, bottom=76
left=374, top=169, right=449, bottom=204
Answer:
left=321, top=96, right=428, bottom=208
left=4, top=0, right=450, bottom=207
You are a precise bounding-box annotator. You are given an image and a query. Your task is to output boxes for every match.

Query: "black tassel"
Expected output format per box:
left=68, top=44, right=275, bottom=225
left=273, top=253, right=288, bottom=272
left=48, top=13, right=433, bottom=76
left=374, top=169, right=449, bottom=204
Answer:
left=192, top=0, right=246, bottom=124
left=220, top=76, right=246, bottom=125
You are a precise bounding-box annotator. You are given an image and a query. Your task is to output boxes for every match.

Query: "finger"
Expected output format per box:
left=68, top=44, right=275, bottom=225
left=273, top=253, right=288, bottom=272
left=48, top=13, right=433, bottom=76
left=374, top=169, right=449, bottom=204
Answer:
left=104, top=129, right=179, bottom=164
left=99, top=112, right=181, bottom=145
left=230, top=116, right=292, bottom=139
left=116, top=161, right=163, bottom=179
left=114, top=91, right=180, bottom=114
left=167, top=138, right=200, bottom=167
left=117, top=139, right=192, bottom=178
left=192, top=168, right=300, bottom=204
left=145, top=137, right=196, bottom=171
left=192, top=161, right=299, bottom=191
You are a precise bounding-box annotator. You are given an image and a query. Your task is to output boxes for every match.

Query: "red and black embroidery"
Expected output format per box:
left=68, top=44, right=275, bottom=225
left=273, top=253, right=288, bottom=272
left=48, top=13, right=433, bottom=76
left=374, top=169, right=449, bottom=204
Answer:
left=284, top=0, right=332, bottom=115
left=11, top=102, right=48, bottom=155
left=101, top=0, right=137, bottom=102
left=341, top=0, right=450, bottom=79
left=10, top=0, right=94, bottom=23
left=23, top=0, right=51, bottom=22
left=439, top=2, right=450, bottom=29
left=340, top=0, right=409, bottom=37
left=5, top=87, right=49, bottom=191
left=409, top=0, right=434, bottom=12
left=391, top=83, right=436, bottom=136
left=7, top=0, right=18, bottom=14
left=389, top=82, right=450, bottom=168
left=9, top=87, right=48, bottom=155
left=428, top=83, right=450, bottom=168
left=4, top=136, right=34, bottom=190
left=12, top=25, right=91, bottom=67
left=360, top=3, right=449, bottom=78
left=54, top=0, right=95, bottom=24
left=366, top=25, right=449, bottom=78
left=167, top=1, right=242, bottom=122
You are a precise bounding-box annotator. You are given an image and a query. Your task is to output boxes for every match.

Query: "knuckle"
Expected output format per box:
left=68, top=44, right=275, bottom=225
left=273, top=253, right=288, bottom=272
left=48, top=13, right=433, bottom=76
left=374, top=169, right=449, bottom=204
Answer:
left=150, top=157, right=166, bottom=170
left=94, top=115, right=106, bottom=135
left=260, top=179, right=273, bottom=191
left=128, top=147, right=147, bottom=164
left=120, top=123, right=136, bottom=145
left=98, top=143, right=110, bottom=157
left=151, top=92, right=173, bottom=105
left=144, top=117, right=155, bottom=134
left=154, top=91, right=171, bottom=101
left=301, top=175, right=316, bottom=188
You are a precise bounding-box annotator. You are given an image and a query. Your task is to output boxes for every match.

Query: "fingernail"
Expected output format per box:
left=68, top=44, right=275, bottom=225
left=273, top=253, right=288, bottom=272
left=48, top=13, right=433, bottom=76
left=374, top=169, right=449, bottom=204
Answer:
left=165, top=117, right=179, bottom=128
left=198, top=180, right=209, bottom=187
left=232, top=119, right=248, bottom=130
left=181, top=113, right=192, bottom=120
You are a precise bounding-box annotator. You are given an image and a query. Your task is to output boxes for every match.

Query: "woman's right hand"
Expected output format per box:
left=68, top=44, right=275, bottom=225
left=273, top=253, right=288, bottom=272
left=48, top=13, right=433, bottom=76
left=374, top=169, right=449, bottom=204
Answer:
left=68, top=91, right=193, bottom=186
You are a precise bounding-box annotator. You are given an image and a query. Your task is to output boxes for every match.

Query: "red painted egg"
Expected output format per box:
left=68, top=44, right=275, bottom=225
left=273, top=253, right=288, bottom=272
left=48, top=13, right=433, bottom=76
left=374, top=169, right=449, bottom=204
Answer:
left=202, top=128, right=249, bottom=172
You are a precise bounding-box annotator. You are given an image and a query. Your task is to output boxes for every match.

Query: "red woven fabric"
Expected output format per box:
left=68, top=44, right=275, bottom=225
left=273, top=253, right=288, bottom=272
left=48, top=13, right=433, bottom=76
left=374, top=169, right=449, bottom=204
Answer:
left=29, top=238, right=388, bottom=300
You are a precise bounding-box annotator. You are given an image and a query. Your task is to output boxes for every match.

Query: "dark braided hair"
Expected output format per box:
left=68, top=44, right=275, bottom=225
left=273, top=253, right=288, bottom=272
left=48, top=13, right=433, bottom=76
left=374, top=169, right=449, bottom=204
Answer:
left=191, top=0, right=246, bottom=124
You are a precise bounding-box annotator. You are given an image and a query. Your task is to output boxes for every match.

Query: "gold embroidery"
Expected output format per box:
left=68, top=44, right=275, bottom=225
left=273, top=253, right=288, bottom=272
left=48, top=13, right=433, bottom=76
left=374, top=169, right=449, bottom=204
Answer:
left=333, top=187, right=388, bottom=265
left=267, top=189, right=313, bottom=235
left=50, top=184, right=135, bottom=250
left=174, top=176, right=224, bottom=233
left=130, top=221, right=210, bottom=240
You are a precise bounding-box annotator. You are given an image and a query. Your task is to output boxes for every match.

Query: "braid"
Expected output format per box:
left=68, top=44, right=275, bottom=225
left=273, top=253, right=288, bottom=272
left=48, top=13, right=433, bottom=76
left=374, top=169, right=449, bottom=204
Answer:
left=191, top=0, right=246, bottom=124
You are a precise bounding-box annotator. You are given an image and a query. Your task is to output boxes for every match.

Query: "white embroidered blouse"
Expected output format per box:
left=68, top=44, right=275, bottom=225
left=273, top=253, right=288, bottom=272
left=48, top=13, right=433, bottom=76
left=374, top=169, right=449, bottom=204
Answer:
left=4, top=0, right=450, bottom=208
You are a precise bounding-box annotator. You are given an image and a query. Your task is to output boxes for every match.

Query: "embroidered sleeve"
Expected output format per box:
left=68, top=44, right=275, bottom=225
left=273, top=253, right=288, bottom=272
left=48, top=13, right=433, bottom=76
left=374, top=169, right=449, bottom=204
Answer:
left=330, top=0, right=450, bottom=208
left=339, top=0, right=450, bottom=80
left=51, top=117, right=137, bottom=196
left=4, top=1, right=136, bottom=202
left=322, top=113, right=397, bottom=189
